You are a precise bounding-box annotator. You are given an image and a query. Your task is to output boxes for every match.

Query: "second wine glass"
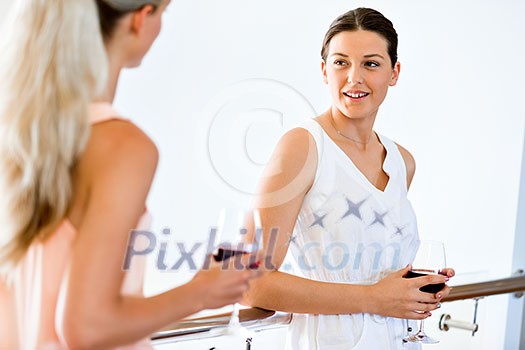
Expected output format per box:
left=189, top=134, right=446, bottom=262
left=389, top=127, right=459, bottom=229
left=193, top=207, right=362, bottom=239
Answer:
left=403, top=240, right=446, bottom=344
left=209, top=208, right=262, bottom=339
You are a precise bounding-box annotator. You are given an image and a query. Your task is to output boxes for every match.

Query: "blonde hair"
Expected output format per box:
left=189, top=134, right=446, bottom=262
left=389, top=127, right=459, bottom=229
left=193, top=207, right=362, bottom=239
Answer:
left=0, top=0, right=108, bottom=275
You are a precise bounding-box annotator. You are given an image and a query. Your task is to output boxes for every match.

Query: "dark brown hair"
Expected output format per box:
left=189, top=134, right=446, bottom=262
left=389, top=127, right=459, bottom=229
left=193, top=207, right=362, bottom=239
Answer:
left=95, top=0, right=161, bottom=42
left=321, top=8, right=398, bottom=68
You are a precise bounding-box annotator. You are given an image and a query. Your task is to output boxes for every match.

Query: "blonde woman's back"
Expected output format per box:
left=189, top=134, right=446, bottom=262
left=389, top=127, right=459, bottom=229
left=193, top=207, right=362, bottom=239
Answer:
left=1, top=1, right=261, bottom=348
left=0, top=104, right=154, bottom=350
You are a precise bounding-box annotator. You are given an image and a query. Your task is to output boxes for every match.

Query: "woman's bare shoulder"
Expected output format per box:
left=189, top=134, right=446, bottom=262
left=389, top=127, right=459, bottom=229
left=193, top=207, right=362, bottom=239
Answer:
left=82, top=120, right=159, bottom=181
left=395, top=142, right=416, bottom=189
left=70, top=120, right=158, bottom=222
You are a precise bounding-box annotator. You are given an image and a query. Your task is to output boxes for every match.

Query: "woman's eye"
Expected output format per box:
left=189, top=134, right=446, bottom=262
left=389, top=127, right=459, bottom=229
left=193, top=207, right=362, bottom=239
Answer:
left=365, top=61, right=380, bottom=68
left=334, top=60, right=347, bottom=66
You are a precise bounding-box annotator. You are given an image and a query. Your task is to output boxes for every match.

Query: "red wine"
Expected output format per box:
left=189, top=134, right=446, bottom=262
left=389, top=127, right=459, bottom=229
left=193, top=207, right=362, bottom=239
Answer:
left=213, top=244, right=259, bottom=269
left=213, top=247, right=250, bottom=262
left=404, top=270, right=445, bottom=294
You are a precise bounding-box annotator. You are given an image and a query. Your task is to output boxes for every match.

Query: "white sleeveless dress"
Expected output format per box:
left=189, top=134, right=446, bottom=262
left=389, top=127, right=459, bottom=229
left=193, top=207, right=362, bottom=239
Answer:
left=283, top=119, right=421, bottom=350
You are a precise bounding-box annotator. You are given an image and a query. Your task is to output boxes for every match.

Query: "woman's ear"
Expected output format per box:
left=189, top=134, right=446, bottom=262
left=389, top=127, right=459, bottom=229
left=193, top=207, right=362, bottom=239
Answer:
left=130, top=5, right=155, bottom=35
left=389, top=61, right=401, bottom=87
left=321, top=59, right=328, bottom=84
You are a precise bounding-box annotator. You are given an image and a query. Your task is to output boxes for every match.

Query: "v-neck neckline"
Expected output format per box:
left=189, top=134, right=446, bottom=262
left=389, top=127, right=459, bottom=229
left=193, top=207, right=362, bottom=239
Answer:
left=312, top=119, right=392, bottom=195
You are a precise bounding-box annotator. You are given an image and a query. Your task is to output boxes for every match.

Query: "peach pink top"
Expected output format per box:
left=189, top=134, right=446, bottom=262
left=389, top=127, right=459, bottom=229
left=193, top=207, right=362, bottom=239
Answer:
left=0, top=103, right=153, bottom=350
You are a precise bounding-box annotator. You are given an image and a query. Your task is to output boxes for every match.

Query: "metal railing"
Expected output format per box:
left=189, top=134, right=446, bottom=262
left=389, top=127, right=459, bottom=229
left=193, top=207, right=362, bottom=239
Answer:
left=152, top=308, right=291, bottom=345
left=442, top=274, right=525, bottom=302
left=151, top=274, right=525, bottom=345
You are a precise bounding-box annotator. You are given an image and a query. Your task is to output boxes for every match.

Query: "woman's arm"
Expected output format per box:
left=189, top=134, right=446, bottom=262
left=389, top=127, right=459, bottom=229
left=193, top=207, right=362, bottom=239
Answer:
left=60, top=121, right=258, bottom=349
left=244, top=127, right=449, bottom=318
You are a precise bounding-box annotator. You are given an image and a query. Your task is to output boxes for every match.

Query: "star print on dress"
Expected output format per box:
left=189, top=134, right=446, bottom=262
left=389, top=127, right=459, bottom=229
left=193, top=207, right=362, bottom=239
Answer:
left=369, top=210, right=388, bottom=227
left=310, top=212, right=328, bottom=228
left=393, top=225, right=406, bottom=236
left=341, top=197, right=367, bottom=221
left=286, top=233, right=298, bottom=247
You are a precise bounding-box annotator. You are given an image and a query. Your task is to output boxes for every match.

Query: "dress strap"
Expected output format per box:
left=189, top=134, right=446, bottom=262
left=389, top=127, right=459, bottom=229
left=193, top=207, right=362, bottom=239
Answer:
left=89, top=102, right=128, bottom=125
left=376, top=133, right=408, bottom=193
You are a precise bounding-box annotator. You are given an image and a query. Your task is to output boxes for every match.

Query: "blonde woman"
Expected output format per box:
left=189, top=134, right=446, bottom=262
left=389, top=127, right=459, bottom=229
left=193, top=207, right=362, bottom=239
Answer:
left=0, top=1, right=259, bottom=349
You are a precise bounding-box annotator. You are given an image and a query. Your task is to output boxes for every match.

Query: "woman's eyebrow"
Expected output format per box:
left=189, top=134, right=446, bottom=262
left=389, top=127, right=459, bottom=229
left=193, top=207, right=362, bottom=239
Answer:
left=329, top=52, right=349, bottom=58
left=329, top=53, right=385, bottom=60
left=363, top=53, right=385, bottom=60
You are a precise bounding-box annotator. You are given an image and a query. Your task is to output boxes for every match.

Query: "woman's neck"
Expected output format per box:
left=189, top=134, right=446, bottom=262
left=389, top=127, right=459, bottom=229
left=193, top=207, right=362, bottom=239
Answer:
left=329, top=107, right=377, bottom=146
left=94, top=46, right=123, bottom=104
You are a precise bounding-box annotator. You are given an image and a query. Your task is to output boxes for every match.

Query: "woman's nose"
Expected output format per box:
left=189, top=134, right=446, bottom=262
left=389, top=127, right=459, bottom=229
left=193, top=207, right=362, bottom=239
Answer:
left=347, top=67, right=363, bottom=84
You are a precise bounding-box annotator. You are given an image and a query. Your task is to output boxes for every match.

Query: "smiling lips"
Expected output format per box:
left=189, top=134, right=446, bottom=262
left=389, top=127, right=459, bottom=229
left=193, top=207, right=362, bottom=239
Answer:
left=343, top=90, right=370, bottom=100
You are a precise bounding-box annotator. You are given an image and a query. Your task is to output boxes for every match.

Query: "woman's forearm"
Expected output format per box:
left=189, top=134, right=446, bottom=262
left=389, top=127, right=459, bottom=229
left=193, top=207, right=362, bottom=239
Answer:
left=244, top=271, right=371, bottom=315
left=245, top=268, right=449, bottom=320
left=61, top=281, right=204, bottom=349
left=62, top=257, right=257, bottom=350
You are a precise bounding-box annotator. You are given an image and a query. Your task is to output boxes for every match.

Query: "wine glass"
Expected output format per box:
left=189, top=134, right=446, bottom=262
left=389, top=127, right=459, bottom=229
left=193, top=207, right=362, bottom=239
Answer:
left=403, top=240, right=446, bottom=344
left=209, top=208, right=262, bottom=338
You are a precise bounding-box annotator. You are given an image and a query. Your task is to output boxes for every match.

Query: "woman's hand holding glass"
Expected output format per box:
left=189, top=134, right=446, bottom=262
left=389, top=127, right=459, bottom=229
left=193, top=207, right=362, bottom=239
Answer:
left=360, top=240, right=456, bottom=343
left=203, top=208, right=265, bottom=338
left=366, top=265, right=448, bottom=319
left=188, top=253, right=261, bottom=311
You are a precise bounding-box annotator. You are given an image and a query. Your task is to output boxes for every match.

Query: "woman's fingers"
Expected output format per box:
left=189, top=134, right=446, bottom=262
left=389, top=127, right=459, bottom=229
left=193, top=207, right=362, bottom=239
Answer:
left=198, top=257, right=263, bottom=307
left=399, top=265, right=412, bottom=276
left=435, top=285, right=451, bottom=299
left=413, top=291, right=440, bottom=304
left=418, top=300, right=441, bottom=311
left=406, top=310, right=432, bottom=320
left=440, top=268, right=455, bottom=277
left=415, top=273, right=449, bottom=288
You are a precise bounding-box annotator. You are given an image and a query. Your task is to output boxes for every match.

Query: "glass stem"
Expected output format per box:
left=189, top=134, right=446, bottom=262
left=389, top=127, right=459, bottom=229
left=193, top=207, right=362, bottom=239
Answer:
left=229, top=302, right=240, bottom=327
left=419, top=319, right=425, bottom=334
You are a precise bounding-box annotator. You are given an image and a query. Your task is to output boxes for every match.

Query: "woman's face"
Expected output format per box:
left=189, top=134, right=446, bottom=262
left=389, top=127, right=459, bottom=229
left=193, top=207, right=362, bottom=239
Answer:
left=322, top=29, right=400, bottom=120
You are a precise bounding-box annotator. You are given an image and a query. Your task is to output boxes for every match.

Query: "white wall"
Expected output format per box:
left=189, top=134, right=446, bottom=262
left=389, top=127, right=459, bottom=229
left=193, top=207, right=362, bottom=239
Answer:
left=1, top=0, right=524, bottom=348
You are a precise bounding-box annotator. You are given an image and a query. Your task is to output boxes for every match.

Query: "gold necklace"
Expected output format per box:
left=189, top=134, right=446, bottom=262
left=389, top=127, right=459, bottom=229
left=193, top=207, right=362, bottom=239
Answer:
left=327, top=110, right=372, bottom=145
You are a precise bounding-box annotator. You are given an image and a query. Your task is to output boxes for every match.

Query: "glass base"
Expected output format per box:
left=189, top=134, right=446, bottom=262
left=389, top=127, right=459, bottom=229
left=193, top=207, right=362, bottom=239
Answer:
left=208, top=323, right=253, bottom=338
left=404, top=332, right=439, bottom=344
